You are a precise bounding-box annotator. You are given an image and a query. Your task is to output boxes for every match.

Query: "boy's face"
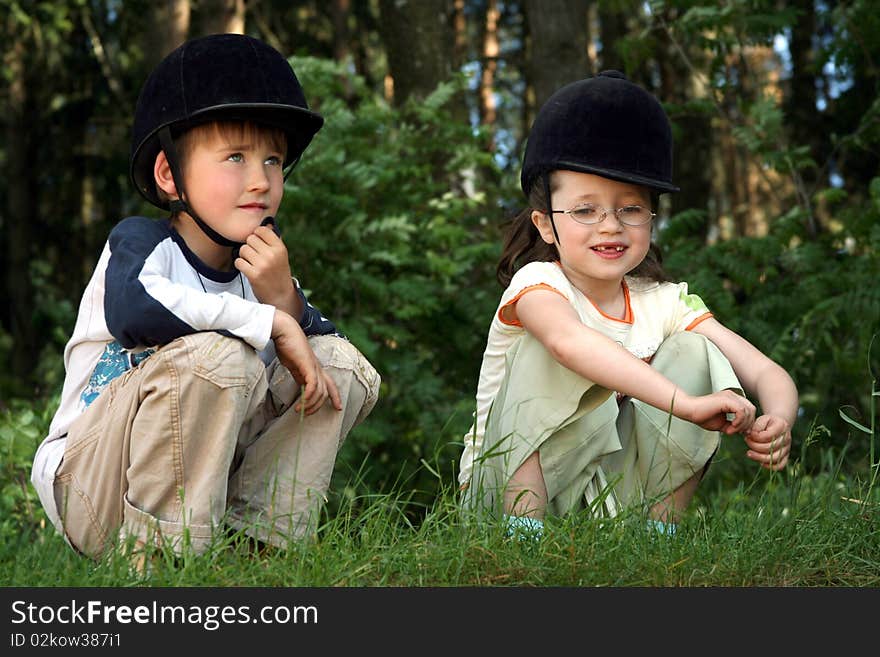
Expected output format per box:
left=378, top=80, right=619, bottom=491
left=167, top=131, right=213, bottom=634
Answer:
left=179, top=123, right=285, bottom=243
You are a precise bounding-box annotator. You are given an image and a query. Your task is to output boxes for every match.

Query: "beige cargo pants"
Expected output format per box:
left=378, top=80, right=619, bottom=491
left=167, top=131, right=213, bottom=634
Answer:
left=53, top=332, right=380, bottom=558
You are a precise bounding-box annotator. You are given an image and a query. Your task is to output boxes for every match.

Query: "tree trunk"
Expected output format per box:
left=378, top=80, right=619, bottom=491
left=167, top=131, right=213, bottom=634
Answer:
left=198, top=0, right=245, bottom=36
left=453, top=0, right=467, bottom=71
left=597, top=2, right=628, bottom=73
left=479, top=0, right=500, bottom=128
left=654, top=8, right=712, bottom=239
left=351, top=1, right=380, bottom=88
left=2, top=36, right=38, bottom=382
left=143, top=0, right=191, bottom=68
left=377, top=0, right=455, bottom=105
left=785, top=0, right=822, bottom=237
left=331, top=0, right=352, bottom=63
left=523, top=0, right=592, bottom=110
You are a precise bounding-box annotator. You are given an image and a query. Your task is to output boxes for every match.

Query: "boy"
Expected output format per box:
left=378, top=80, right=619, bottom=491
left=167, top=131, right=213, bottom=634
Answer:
left=30, top=34, right=380, bottom=560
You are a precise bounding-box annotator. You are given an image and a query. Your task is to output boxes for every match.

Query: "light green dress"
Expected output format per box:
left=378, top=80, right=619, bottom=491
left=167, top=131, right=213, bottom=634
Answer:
left=463, top=330, right=743, bottom=518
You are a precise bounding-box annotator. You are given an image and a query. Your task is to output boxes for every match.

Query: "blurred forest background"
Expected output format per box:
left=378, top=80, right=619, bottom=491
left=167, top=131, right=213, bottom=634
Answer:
left=1, top=0, right=878, bottom=516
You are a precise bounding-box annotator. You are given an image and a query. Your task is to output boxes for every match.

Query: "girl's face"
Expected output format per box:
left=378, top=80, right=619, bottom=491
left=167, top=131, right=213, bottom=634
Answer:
left=532, top=170, right=653, bottom=294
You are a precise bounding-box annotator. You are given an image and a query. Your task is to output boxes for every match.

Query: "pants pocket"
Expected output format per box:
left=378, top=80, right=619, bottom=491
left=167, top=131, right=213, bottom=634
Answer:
left=53, top=471, right=111, bottom=558
left=187, top=334, right=262, bottom=389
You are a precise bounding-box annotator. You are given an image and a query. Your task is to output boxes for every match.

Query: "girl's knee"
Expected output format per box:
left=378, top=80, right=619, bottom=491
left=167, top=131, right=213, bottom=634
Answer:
left=650, top=332, right=718, bottom=387
left=654, top=331, right=712, bottom=359
left=652, top=331, right=743, bottom=401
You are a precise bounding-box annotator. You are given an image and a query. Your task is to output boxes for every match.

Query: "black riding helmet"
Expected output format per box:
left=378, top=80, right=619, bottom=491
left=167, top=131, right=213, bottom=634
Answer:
left=129, top=33, right=324, bottom=246
left=521, top=70, right=677, bottom=242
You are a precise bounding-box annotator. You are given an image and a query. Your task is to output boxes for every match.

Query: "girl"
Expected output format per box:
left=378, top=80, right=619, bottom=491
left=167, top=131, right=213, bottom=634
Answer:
left=460, top=71, right=797, bottom=536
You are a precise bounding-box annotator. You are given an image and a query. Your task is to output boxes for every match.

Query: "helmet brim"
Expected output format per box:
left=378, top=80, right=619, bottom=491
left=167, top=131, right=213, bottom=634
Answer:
left=549, top=160, right=680, bottom=194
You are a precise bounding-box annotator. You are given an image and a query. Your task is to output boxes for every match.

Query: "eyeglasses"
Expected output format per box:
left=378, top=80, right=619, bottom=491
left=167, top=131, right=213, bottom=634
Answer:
left=551, top=204, right=655, bottom=227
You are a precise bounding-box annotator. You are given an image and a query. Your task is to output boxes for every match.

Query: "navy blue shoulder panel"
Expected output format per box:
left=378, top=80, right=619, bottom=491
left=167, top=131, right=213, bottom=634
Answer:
left=105, top=217, right=196, bottom=348
left=295, top=285, right=340, bottom=337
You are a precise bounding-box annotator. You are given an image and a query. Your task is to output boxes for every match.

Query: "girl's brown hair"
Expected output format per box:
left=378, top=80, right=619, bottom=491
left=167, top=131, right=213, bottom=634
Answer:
left=496, top=173, right=670, bottom=287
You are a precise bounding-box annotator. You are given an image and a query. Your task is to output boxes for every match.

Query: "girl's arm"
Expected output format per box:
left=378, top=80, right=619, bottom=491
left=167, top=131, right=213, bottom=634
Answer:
left=515, top=289, right=755, bottom=434
left=692, top=318, right=798, bottom=470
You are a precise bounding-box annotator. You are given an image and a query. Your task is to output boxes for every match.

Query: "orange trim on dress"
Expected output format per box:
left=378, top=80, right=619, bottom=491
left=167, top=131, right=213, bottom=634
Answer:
left=685, top=312, right=714, bottom=331
left=550, top=261, right=633, bottom=324
left=498, top=283, right=567, bottom=327
left=584, top=280, right=634, bottom=324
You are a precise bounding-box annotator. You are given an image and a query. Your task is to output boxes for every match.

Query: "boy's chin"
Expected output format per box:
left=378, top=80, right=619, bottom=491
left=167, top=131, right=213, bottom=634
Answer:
left=229, top=218, right=265, bottom=241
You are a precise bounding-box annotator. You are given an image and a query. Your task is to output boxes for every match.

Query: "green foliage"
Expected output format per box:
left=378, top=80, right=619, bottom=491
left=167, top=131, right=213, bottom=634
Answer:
left=673, top=0, right=796, bottom=43
left=661, top=183, right=880, bottom=478
left=651, top=0, right=880, bottom=479
left=278, top=57, right=506, bottom=510
left=0, top=258, right=74, bottom=402
left=30, top=259, right=77, bottom=396
left=732, top=95, right=816, bottom=174
left=648, top=0, right=799, bottom=61
left=825, top=0, right=880, bottom=77
left=0, top=327, right=14, bottom=398
left=0, top=398, right=56, bottom=543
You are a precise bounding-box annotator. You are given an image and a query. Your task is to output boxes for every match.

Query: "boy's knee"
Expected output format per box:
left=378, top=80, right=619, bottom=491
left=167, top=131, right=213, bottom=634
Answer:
left=309, top=335, right=380, bottom=401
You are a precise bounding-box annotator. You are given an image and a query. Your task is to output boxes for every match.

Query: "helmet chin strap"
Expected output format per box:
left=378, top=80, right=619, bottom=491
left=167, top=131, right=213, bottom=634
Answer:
left=543, top=173, right=561, bottom=244
left=158, top=127, right=244, bottom=249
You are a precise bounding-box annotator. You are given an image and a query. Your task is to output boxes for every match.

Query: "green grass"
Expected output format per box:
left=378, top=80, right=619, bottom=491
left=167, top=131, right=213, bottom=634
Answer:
left=2, top=397, right=878, bottom=587
left=2, top=462, right=878, bottom=587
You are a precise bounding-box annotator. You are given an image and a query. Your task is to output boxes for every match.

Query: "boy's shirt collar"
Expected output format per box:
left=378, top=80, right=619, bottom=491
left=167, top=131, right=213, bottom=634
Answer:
left=164, top=219, right=241, bottom=283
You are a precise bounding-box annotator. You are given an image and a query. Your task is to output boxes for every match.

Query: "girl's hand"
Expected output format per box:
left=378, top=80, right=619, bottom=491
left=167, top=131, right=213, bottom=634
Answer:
left=236, top=224, right=298, bottom=313
left=743, top=414, right=791, bottom=470
left=681, top=389, right=756, bottom=434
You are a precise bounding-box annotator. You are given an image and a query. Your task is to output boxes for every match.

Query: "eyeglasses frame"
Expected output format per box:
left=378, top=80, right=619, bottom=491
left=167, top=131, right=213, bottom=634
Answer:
left=550, top=204, right=656, bottom=227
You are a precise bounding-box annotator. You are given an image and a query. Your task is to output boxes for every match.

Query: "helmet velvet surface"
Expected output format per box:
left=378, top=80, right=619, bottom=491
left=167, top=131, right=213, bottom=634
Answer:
left=130, top=33, right=324, bottom=209
left=521, top=70, right=679, bottom=197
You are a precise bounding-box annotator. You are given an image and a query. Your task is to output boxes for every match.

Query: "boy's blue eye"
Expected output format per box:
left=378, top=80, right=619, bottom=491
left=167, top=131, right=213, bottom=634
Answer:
left=620, top=205, right=644, bottom=215
left=228, top=153, right=244, bottom=162
left=265, top=155, right=282, bottom=166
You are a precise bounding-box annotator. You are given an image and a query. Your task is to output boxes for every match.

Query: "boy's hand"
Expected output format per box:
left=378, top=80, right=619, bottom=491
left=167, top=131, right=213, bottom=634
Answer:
left=271, top=311, right=342, bottom=415
left=680, top=389, right=756, bottom=435
left=743, top=414, right=791, bottom=470
left=236, top=224, right=299, bottom=315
